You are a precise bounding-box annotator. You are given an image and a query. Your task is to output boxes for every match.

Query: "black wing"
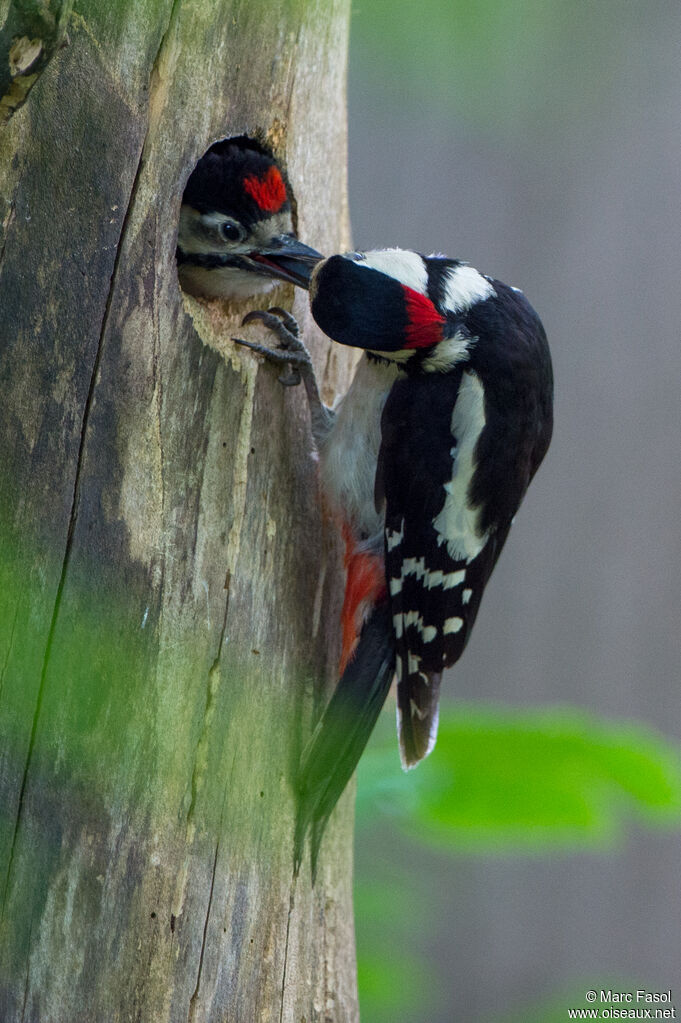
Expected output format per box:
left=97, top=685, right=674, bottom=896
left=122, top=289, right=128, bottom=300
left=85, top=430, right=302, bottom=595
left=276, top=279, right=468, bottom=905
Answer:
left=378, top=368, right=511, bottom=767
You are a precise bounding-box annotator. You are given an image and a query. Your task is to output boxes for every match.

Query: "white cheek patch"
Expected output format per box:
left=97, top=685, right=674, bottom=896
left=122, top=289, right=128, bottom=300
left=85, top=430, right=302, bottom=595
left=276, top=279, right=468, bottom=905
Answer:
left=443, top=264, right=495, bottom=311
left=178, top=207, right=219, bottom=255
left=362, top=249, right=428, bottom=294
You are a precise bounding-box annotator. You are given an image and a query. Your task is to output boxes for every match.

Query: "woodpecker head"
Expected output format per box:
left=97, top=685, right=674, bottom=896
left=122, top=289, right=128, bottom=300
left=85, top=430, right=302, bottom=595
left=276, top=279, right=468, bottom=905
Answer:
left=309, top=248, right=507, bottom=371
left=177, top=137, right=322, bottom=300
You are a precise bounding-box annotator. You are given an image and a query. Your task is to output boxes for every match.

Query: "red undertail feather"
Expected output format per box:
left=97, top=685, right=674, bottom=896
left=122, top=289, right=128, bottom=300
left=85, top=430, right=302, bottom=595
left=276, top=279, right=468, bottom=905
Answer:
left=402, top=284, right=445, bottom=349
left=243, top=165, right=287, bottom=213
left=339, top=524, right=386, bottom=675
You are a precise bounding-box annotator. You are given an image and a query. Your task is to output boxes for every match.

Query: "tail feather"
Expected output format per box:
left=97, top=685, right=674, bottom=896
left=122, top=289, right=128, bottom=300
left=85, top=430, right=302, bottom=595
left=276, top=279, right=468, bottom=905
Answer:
left=295, top=600, right=395, bottom=878
left=397, top=668, right=442, bottom=769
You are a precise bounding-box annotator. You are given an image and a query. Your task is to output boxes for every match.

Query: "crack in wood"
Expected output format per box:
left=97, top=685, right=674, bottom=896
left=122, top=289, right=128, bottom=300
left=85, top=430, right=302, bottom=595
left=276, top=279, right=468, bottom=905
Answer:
left=0, top=0, right=184, bottom=924
left=279, top=874, right=298, bottom=1023
left=0, top=125, right=148, bottom=924
left=186, top=837, right=220, bottom=1022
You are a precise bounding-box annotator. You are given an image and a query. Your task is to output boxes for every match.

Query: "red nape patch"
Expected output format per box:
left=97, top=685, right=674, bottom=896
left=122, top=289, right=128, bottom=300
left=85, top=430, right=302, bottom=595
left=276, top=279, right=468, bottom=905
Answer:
left=243, top=165, right=288, bottom=213
left=402, top=284, right=445, bottom=348
left=339, top=524, right=386, bottom=676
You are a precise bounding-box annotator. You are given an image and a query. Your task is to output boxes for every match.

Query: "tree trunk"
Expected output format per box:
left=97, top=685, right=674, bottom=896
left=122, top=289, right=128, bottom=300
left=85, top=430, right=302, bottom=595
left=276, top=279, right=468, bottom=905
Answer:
left=0, top=1, right=357, bottom=1020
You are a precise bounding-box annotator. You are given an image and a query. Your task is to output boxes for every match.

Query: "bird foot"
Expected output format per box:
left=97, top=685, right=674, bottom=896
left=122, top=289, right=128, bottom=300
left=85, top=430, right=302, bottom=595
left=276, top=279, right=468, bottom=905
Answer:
left=233, top=307, right=311, bottom=386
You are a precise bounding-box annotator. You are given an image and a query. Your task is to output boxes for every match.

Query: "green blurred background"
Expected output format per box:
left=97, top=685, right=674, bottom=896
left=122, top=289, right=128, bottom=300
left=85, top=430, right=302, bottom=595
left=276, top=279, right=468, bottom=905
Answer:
left=347, top=1, right=681, bottom=1019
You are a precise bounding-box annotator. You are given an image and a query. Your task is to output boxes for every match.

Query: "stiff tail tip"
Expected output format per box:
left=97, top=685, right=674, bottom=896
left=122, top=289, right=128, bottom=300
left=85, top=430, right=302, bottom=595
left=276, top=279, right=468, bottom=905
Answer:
left=397, top=669, right=442, bottom=770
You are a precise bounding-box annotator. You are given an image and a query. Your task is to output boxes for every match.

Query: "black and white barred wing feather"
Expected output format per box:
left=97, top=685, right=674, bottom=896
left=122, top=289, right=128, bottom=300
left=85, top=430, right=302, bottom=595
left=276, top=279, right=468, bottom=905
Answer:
left=378, top=368, right=509, bottom=768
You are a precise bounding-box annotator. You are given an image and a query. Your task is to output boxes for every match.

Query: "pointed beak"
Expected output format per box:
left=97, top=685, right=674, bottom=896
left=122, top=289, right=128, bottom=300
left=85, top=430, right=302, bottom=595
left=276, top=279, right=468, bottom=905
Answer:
left=248, top=235, right=323, bottom=289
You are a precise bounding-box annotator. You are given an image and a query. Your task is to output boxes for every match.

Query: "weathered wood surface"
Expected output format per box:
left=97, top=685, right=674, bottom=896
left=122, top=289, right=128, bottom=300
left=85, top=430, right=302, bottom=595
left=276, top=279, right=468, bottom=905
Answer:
left=0, top=1, right=357, bottom=1019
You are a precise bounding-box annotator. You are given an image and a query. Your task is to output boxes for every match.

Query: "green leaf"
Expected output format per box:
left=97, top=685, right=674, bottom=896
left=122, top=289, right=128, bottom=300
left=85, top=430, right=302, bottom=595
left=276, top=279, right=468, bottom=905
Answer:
left=356, top=705, right=681, bottom=853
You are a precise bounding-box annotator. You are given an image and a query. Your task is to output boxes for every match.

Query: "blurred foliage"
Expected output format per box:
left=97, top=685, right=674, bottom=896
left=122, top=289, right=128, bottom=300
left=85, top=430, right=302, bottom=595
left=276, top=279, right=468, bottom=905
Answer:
left=356, top=705, right=681, bottom=852
left=496, top=977, right=656, bottom=1023
left=350, top=0, right=633, bottom=137
left=349, top=3, right=681, bottom=1019
left=354, top=705, right=681, bottom=1021
left=354, top=876, right=445, bottom=1023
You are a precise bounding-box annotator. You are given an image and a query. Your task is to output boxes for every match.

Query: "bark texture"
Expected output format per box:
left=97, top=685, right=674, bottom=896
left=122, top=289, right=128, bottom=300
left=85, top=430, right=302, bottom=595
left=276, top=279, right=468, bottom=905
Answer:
left=0, top=0, right=357, bottom=1019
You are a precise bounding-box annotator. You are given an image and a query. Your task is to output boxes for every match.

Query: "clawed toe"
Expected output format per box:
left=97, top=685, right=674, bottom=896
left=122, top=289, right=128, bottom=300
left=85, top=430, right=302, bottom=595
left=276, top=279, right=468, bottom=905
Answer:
left=233, top=306, right=312, bottom=389
left=266, top=307, right=300, bottom=338
left=234, top=306, right=330, bottom=446
left=241, top=307, right=302, bottom=351
left=232, top=334, right=311, bottom=391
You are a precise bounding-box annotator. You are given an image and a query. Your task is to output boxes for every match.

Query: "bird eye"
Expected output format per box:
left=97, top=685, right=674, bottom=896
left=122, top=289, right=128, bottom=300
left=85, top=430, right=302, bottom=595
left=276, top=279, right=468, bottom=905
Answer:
left=221, top=220, right=243, bottom=242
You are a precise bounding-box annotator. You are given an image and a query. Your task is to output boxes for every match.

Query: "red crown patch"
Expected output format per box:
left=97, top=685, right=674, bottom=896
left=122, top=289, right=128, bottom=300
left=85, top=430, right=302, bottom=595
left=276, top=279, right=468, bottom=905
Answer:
left=243, top=165, right=288, bottom=213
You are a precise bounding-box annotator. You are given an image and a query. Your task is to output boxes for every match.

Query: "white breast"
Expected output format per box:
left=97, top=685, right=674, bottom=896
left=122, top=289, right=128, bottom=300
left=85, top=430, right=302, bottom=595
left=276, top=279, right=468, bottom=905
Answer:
left=319, top=355, right=400, bottom=540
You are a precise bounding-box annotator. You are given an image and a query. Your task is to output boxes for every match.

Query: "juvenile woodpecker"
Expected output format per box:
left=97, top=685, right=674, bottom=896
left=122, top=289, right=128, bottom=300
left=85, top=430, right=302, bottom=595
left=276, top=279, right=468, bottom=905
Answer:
left=237, top=248, right=553, bottom=875
left=177, top=137, right=321, bottom=299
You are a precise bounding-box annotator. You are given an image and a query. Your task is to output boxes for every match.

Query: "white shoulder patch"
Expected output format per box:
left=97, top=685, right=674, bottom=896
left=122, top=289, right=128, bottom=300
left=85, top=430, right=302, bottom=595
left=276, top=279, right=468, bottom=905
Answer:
left=362, top=249, right=428, bottom=294
left=432, top=369, right=487, bottom=562
left=443, top=264, right=495, bottom=312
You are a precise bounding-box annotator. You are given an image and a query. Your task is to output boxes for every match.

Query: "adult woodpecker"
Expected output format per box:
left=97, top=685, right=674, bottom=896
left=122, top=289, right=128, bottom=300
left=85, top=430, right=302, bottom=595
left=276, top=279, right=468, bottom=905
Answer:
left=177, top=137, right=322, bottom=299
left=236, top=248, right=553, bottom=876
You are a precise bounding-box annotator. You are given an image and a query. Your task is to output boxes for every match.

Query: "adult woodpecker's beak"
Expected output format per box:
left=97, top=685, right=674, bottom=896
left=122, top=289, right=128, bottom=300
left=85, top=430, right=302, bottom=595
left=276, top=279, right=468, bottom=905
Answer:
left=248, top=235, right=323, bottom=289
